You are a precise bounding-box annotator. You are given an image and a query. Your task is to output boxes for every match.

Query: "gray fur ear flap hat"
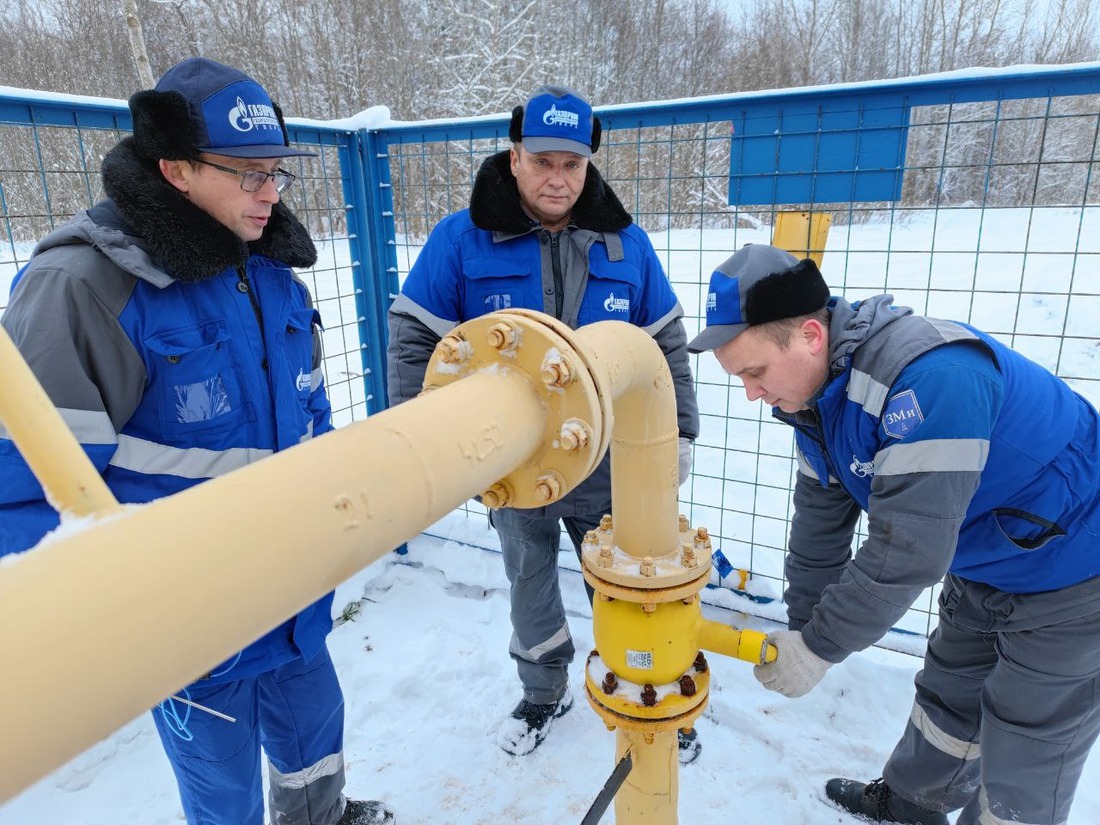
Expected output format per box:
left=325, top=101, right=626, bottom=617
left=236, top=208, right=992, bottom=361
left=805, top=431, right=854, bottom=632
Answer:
left=128, top=57, right=315, bottom=162
left=687, top=244, right=830, bottom=353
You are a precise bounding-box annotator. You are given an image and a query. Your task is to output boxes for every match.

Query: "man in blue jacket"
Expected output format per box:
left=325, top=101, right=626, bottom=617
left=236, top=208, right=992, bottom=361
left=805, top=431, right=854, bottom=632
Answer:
left=688, top=243, right=1100, bottom=825
left=386, top=86, right=701, bottom=761
left=0, top=58, right=393, bottom=825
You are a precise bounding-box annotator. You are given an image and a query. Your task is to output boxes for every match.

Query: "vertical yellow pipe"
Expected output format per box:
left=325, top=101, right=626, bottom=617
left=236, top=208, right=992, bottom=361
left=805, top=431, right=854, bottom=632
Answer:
left=0, top=367, right=545, bottom=802
left=576, top=321, right=683, bottom=823
left=578, top=321, right=679, bottom=560
left=615, top=730, right=678, bottom=825
left=0, top=324, right=120, bottom=517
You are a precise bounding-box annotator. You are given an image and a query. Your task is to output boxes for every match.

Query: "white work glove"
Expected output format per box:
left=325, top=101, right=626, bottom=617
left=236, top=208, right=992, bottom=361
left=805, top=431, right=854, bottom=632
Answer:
left=678, top=437, right=693, bottom=486
left=753, top=630, right=832, bottom=698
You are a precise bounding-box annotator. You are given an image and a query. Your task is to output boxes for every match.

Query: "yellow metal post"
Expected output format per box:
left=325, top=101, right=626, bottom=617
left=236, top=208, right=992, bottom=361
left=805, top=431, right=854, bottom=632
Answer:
left=772, top=210, right=832, bottom=267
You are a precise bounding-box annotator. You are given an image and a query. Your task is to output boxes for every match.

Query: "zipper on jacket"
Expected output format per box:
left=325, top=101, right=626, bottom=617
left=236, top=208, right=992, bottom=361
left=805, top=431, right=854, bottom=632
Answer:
left=782, top=406, right=854, bottom=498
left=235, top=264, right=268, bottom=371
left=549, top=232, right=564, bottom=319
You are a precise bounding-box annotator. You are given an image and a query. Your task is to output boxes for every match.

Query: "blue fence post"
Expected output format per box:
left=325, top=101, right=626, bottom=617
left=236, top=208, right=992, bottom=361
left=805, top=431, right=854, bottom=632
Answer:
left=360, top=128, right=402, bottom=410
left=337, top=129, right=389, bottom=416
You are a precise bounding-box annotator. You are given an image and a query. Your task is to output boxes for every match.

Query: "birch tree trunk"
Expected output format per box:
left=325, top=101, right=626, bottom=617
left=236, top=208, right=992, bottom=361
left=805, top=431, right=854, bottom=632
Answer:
left=120, top=0, right=155, bottom=88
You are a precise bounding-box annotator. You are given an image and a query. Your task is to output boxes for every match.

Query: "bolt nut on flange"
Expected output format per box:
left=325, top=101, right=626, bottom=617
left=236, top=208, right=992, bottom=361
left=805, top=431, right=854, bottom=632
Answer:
left=540, top=355, right=574, bottom=387
left=480, top=481, right=512, bottom=509
left=437, top=332, right=471, bottom=364
left=694, top=526, right=712, bottom=554
left=558, top=418, right=592, bottom=451
left=486, top=321, right=519, bottom=352
left=534, top=471, right=564, bottom=503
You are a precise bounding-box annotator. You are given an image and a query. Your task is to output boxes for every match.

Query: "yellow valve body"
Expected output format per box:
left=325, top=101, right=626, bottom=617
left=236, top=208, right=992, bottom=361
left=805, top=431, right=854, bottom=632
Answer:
left=592, top=594, right=702, bottom=685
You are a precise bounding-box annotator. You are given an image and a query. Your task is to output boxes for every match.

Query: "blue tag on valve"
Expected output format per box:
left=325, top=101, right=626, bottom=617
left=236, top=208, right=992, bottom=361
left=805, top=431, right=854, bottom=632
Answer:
left=712, top=548, right=734, bottom=581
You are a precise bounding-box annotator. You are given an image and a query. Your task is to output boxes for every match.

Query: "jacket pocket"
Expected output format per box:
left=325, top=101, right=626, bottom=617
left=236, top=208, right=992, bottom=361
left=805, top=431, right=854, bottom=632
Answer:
left=145, top=320, right=248, bottom=436
left=579, top=258, right=642, bottom=325
left=463, top=256, right=537, bottom=317
left=991, top=507, right=1066, bottom=550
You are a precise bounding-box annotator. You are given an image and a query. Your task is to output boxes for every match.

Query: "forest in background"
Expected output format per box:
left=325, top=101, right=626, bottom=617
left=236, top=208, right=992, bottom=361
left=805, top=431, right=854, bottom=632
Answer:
left=2, top=0, right=1095, bottom=122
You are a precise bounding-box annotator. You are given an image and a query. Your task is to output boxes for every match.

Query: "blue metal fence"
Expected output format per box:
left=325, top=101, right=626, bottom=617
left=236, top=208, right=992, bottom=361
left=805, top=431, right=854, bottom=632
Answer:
left=3, top=63, right=1099, bottom=652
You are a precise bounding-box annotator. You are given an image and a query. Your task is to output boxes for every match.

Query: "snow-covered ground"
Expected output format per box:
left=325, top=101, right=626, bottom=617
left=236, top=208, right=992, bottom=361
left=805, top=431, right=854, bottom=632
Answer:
left=6, top=513, right=1098, bottom=825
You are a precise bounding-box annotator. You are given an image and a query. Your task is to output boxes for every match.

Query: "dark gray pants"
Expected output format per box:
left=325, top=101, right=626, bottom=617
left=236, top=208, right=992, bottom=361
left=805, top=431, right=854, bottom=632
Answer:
left=490, top=508, right=602, bottom=705
left=883, top=573, right=1100, bottom=825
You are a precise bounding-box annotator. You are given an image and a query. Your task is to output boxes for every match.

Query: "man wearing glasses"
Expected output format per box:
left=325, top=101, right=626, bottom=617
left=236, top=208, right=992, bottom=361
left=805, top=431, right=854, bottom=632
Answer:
left=0, top=58, right=393, bottom=825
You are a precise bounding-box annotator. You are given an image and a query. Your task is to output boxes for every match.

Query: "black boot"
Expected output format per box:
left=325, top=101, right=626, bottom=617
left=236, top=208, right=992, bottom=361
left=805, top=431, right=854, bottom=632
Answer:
left=825, top=778, right=948, bottom=825
left=337, top=799, right=396, bottom=825
left=677, top=727, right=701, bottom=765
left=497, top=687, right=574, bottom=755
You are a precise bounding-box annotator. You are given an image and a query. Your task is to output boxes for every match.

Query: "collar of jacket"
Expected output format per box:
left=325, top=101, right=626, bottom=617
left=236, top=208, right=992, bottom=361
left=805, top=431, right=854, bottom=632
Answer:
left=99, top=137, right=317, bottom=283
left=468, top=150, right=633, bottom=235
left=789, top=294, right=914, bottom=413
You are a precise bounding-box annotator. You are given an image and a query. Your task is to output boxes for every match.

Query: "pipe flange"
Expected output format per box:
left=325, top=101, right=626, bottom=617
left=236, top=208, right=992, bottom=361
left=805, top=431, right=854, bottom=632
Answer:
left=583, top=650, right=709, bottom=731
left=503, top=308, right=614, bottom=470
left=423, top=310, right=606, bottom=509
left=579, top=521, right=714, bottom=593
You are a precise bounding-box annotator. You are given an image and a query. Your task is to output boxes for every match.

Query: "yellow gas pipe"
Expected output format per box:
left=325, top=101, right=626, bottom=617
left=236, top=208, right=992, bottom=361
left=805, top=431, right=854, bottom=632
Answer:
left=0, top=309, right=774, bottom=822
left=0, top=324, right=121, bottom=518
left=571, top=322, right=776, bottom=825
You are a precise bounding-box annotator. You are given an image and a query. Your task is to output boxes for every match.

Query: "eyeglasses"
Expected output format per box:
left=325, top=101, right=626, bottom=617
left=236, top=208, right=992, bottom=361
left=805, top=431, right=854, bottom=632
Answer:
left=193, top=158, right=296, bottom=194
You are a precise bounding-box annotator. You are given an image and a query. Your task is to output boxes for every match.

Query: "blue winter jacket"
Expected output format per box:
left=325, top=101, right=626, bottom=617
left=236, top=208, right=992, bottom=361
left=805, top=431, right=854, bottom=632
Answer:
left=781, top=295, right=1100, bottom=661
left=0, top=138, right=335, bottom=684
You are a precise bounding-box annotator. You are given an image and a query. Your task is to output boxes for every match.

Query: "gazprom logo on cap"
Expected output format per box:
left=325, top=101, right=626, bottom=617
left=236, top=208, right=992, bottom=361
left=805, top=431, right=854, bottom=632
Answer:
left=543, top=104, right=580, bottom=130
left=706, top=270, right=745, bottom=325
left=228, top=95, right=280, bottom=134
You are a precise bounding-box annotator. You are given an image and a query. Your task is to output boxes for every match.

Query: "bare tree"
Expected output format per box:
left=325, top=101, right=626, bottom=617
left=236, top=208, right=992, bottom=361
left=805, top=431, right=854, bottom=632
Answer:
left=120, top=0, right=155, bottom=88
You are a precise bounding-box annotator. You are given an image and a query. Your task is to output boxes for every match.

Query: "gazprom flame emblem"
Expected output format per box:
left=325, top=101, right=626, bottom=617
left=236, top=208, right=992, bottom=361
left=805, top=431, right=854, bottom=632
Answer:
left=543, top=104, right=580, bottom=129
left=604, top=292, right=630, bottom=313
left=229, top=96, right=280, bottom=133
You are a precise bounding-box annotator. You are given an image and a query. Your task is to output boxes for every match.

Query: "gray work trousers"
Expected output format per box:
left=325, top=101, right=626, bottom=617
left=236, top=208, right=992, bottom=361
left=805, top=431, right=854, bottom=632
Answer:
left=883, top=573, right=1100, bottom=825
left=490, top=507, right=603, bottom=705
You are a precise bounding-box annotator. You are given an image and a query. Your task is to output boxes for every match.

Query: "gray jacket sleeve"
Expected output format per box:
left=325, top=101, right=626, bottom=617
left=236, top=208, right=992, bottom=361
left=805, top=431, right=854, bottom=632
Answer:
left=652, top=316, right=700, bottom=441
left=801, top=467, right=977, bottom=663
left=385, top=307, right=441, bottom=407
left=3, top=260, right=145, bottom=432
left=784, top=469, right=862, bottom=631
